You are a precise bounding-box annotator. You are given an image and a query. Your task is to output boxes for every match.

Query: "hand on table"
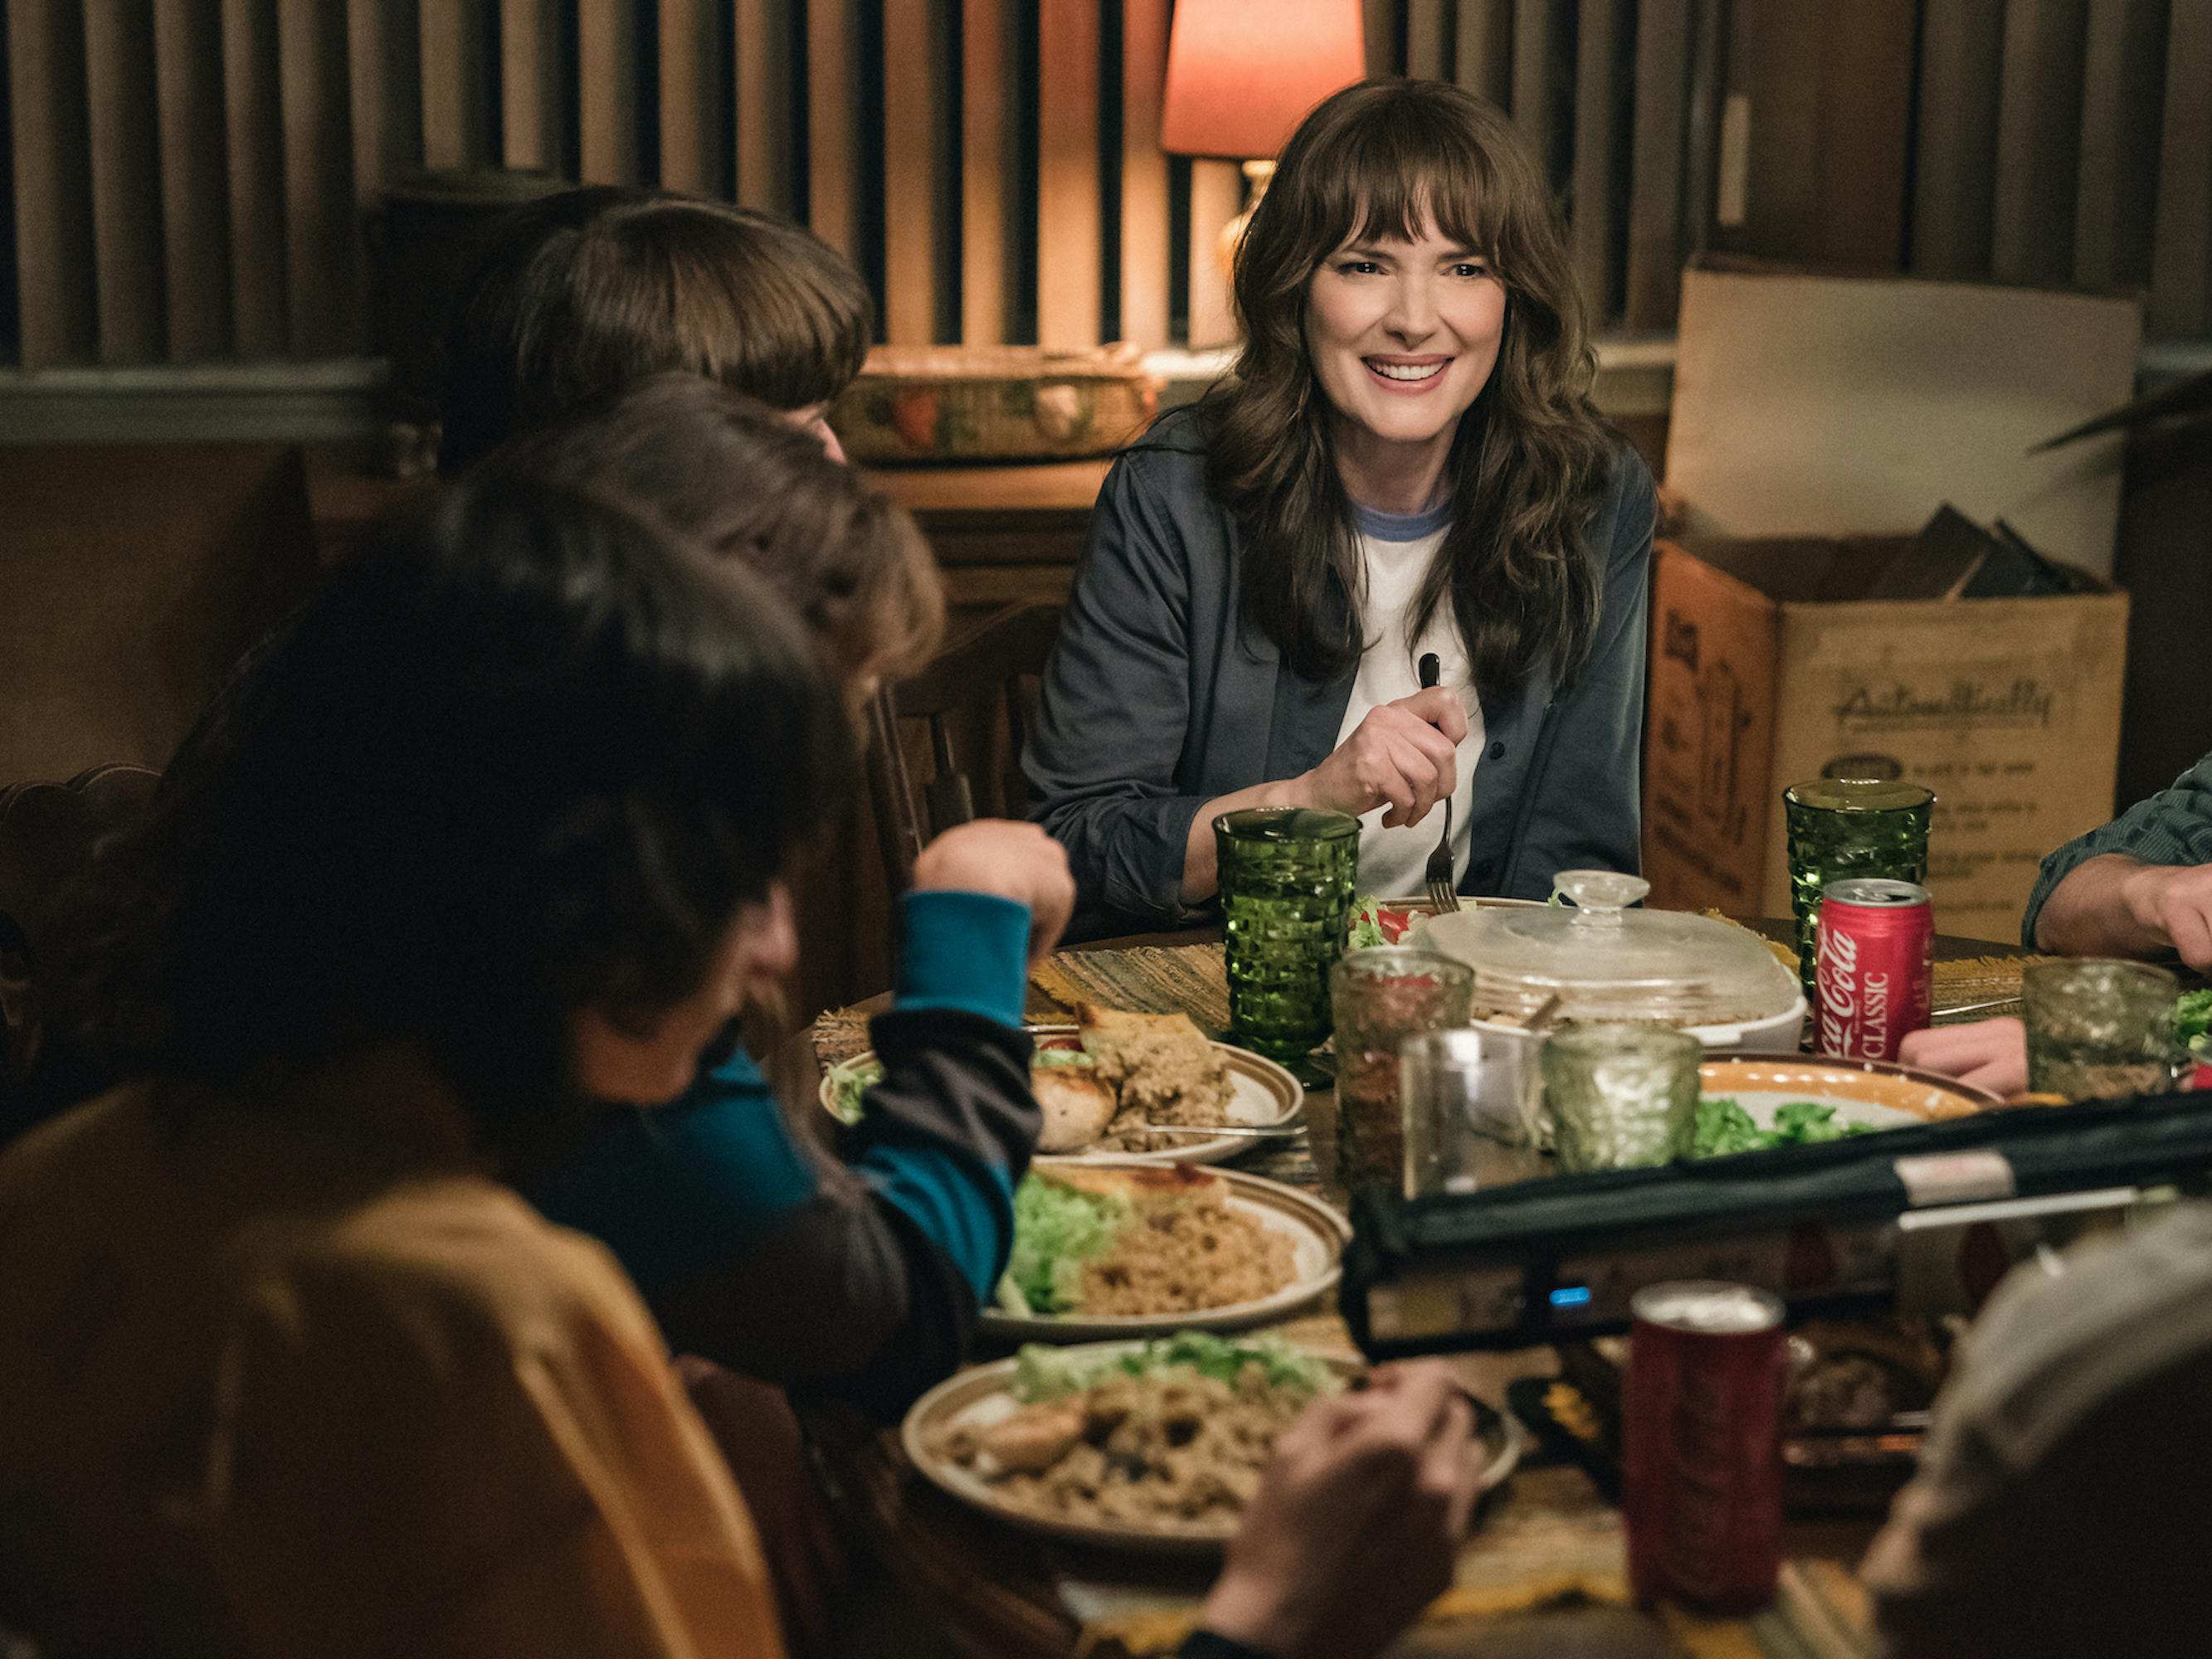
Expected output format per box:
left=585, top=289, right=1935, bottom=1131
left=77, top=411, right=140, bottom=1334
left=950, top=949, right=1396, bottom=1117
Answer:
left=912, top=820, right=1074, bottom=962
left=1899, top=1018, right=2028, bottom=1097
left=2116, top=861, right=2212, bottom=971
left=1294, top=688, right=1469, bottom=830
left=1196, top=1360, right=1485, bottom=1659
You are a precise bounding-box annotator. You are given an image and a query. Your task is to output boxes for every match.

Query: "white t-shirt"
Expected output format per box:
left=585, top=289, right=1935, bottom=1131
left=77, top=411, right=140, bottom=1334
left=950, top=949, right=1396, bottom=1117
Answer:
left=1333, top=501, right=1485, bottom=895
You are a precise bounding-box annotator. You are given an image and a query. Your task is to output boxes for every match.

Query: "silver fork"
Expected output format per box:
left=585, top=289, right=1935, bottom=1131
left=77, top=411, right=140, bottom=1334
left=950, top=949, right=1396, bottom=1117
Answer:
left=1418, top=653, right=1460, bottom=913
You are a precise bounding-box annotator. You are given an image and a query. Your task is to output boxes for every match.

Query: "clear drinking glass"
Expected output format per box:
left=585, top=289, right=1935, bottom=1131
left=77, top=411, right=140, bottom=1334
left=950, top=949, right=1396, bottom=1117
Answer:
left=1400, top=1027, right=1547, bottom=1198
left=1329, top=946, right=1474, bottom=1193
left=2022, top=958, right=2183, bottom=1101
left=1783, top=778, right=1936, bottom=1002
left=1539, top=1023, right=1703, bottom=1174
left=1216, top=807, right=1360, bottom=1062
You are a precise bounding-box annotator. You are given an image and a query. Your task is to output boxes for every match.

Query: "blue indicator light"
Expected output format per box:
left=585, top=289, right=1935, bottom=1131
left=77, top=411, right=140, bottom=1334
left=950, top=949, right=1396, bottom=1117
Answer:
left=1548, top=1286, right=1593, bottom=1308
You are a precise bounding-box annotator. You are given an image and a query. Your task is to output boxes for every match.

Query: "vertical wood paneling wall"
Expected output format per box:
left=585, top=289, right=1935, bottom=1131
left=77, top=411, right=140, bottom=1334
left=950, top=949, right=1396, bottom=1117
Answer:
left=4, top=1, right=2210, bottom=370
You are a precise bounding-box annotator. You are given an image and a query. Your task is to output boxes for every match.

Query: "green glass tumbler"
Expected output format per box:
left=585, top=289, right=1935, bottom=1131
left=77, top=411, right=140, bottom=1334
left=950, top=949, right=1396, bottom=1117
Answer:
left=1782, top=778, right=1934, bottom=1003
left=1539, top=1022, right=1702, bottom=1174
left=2023, top=958, right=2184, bottom=1102
left=1216, top=807, right=1360, bottom=1062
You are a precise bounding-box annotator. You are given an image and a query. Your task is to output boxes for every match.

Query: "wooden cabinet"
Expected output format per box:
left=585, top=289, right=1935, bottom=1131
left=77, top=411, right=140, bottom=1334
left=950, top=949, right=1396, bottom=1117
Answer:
left=865, top=459, right=1103, bottom=622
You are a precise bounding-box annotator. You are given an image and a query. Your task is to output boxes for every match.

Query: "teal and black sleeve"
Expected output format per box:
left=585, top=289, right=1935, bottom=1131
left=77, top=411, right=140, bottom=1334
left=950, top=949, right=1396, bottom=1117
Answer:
left=524, top=888, right=1039, bottom=1418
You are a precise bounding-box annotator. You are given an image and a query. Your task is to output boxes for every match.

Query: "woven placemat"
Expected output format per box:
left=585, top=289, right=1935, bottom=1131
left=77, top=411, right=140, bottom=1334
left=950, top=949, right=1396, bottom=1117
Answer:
left=806, top=944, right=1232, bottom=1069
left=1930, top=953, right=2043, bottom=1020
left=1030, top=943, right=1231, bottom=1034
left=811, top=1005, right=875, bottom=1071
left=1073, top=1464, right=1649, bottom=1659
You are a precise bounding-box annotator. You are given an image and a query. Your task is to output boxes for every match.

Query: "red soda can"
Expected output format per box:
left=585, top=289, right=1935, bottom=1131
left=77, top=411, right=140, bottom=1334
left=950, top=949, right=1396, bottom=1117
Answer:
left=1623, top=1282, right=1788, bottom=1613
left=1815, top=877, right=1934, bottom=1062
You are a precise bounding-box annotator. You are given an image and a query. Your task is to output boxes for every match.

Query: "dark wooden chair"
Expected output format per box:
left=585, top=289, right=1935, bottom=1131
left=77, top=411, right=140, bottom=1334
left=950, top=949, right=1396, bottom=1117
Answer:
left=0, top=763, right=160, bottom=1138
left=863, top=601, right=1064, bottom=893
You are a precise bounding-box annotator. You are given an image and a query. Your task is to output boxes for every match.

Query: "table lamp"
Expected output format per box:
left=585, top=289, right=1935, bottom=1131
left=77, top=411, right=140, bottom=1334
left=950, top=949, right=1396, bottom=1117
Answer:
left=1160, top=0, right=1368, bottom=280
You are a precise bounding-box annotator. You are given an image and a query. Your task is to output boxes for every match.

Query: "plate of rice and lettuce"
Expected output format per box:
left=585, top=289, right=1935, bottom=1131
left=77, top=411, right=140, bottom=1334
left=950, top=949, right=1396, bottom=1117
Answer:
left=983, top=1160, right=1348, bottom=1341
left=904, top=1332, right=1523, bottom=1552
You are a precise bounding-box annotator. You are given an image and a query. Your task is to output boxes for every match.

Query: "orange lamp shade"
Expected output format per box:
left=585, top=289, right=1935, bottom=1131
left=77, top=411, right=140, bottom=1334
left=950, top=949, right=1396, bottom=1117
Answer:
left=1159, top=0, right=1369, bottom=160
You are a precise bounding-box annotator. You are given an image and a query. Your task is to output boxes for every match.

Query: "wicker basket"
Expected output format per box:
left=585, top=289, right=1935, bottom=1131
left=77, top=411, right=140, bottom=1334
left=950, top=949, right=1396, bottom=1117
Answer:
left=831, top=343, right=1161, bottom=464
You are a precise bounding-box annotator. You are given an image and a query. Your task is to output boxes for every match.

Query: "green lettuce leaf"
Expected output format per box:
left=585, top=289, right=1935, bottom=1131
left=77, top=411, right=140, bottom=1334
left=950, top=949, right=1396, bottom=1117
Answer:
left=1694, top=1095, right=1776, bottom=1155
left=2177, top=989, right=2212, bottom=1054
left=1012, top=1333, right=1334, bottom=1403
left=824, top=1056, right=883, bottom=1126
left=1346, top=895, right=1389, bottom=950
left=1694, top=1095, right=1876, bottom=1157
left=1003, top=1175, right=1130, bottom=1314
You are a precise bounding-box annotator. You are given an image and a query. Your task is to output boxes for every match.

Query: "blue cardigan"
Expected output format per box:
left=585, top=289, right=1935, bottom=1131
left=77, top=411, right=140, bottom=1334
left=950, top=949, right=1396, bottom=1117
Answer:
left=1023, top=406, right=1659, bottom=935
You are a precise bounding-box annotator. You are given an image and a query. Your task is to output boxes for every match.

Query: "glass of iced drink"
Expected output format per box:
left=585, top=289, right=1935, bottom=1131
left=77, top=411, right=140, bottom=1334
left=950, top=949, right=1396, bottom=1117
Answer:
left=2023, top=958, right=2184, bottom=1101
left=1399, top=1027, right=1547, bottom=1197
left=1540, top=1022, right=1702, bottom=1174
left=1329, top=946, right=1474, bottom=1193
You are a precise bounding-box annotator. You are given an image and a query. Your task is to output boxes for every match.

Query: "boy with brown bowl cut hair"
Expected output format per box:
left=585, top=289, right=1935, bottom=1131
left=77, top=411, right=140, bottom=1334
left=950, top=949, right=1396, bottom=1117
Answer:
left=437, top=184, right=873, bottom=475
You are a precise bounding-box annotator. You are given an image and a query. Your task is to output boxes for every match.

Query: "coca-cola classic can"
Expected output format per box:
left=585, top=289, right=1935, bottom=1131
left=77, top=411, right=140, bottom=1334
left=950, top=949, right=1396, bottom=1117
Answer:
left=1623, top=1282, right=1788, bottom=1613
left=1815, top=878, right=1934, bottom=1062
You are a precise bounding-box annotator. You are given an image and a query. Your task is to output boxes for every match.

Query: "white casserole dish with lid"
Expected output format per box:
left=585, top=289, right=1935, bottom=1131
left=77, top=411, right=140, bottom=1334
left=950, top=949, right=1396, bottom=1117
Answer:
left=1421, top=870, right=1807, bottom=1053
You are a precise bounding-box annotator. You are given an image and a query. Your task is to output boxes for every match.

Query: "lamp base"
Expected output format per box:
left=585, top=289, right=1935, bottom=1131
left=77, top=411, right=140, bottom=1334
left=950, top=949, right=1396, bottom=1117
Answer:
left=1216, top=158, right=1277, bottom=288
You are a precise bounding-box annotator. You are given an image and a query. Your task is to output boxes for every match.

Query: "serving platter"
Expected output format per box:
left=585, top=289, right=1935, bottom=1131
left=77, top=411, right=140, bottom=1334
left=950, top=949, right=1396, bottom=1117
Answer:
left=1701, top=1053, right=2000, bottom=1132
left=902, top=1340, right=1523, bottom=1554
left=821, top=1025, right=1304, bottom=1167
left=981, top=1163, right=1349, bottom=1343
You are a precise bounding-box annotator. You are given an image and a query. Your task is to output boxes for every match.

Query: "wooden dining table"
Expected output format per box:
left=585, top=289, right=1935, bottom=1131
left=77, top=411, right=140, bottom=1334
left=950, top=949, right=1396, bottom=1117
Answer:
left=790, top=917, right=2040, bottom=1659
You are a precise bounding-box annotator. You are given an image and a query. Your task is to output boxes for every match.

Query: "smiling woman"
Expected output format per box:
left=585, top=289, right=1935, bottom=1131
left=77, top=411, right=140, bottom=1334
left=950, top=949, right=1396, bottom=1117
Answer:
left=1302, top=233, right=1508, bottom=506
left=1026, top=79, right=1656, bottom=937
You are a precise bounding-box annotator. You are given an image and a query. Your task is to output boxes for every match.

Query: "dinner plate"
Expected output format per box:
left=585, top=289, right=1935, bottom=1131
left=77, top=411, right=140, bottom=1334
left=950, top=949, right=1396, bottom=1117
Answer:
left=820, top=1025, right=1305, bottom=1167
left=980, top=1163, right=1349, bottom=1343
left=902, top=1340, right=1524, bottom=1555
left=1701, top=1052, right=2000, bottom=1133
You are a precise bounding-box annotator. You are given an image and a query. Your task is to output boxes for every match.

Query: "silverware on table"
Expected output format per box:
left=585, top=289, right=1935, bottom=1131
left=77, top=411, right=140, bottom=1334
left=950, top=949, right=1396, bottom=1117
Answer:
left=1934, top=996, right=2024, bottom=1019
left=1123, top=1122, right=1307, bottom=1140
left=1418, top=652, right=1460, bottom=915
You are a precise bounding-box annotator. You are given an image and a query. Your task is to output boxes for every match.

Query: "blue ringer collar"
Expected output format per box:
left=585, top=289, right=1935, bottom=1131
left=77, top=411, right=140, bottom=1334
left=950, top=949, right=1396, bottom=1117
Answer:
left=1351, top=498, right=1453, bottom=542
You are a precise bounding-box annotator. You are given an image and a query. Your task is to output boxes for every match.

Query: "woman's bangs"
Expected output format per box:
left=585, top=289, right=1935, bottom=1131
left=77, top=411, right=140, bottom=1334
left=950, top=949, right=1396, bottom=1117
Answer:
left=1337, top=125, right=1493, bottom=258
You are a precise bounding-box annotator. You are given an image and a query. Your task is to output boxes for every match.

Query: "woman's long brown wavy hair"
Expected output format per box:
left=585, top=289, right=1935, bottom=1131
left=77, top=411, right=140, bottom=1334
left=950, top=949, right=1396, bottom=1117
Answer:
left=1208, top=78, right=1615, bottom=692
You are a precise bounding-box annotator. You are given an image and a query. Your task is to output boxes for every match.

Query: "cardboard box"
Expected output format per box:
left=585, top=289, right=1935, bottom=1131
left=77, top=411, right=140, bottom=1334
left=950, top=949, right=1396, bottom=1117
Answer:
left=1664, top=260, right=2141, bottom=578
left=1644, top=535, right=2129, bottom=943
left=1644, top=265, right=2141, bottom=942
